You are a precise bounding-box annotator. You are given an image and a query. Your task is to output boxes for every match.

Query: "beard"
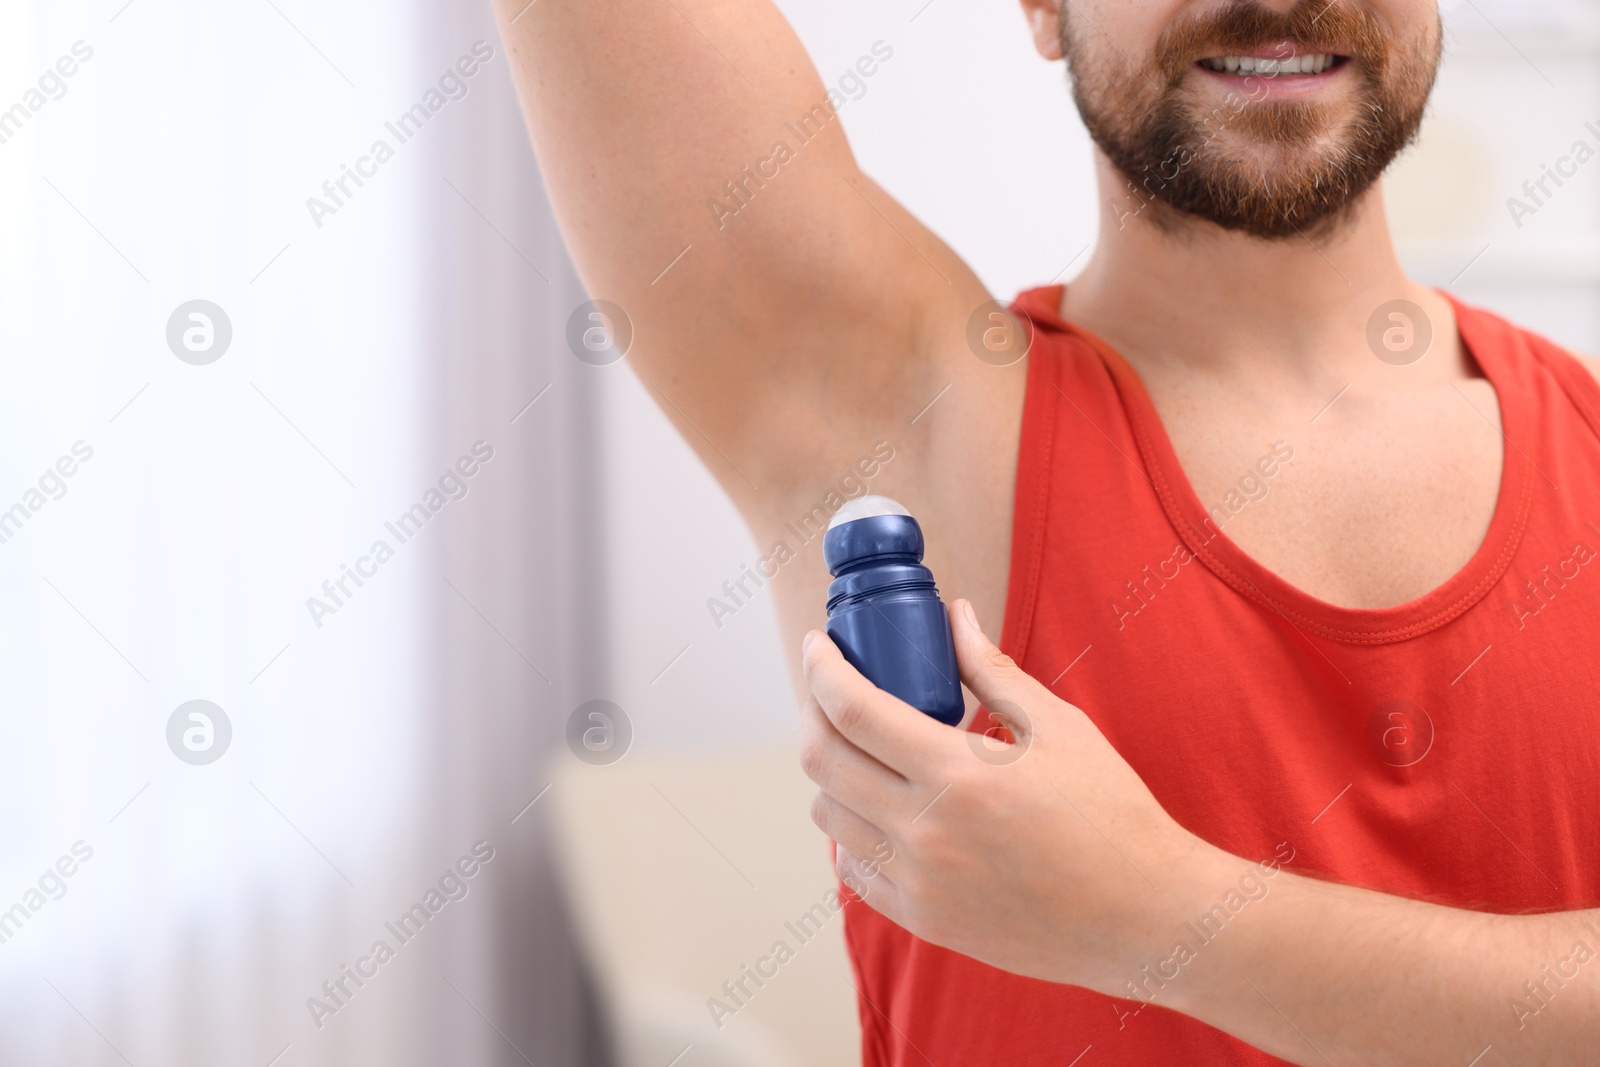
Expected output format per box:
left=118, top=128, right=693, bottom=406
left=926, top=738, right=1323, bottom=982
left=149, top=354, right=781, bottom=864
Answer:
left=1063, top=0, right=1441, bottom=240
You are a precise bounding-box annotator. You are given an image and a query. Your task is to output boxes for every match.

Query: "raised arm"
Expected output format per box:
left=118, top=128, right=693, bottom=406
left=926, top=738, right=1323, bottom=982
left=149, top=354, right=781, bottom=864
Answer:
left=492, top=0, right=992, bottom=503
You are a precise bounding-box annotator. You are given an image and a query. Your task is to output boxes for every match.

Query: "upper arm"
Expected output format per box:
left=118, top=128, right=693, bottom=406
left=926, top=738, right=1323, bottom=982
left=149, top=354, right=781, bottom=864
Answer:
left=493, top=0, right=992, bottom=504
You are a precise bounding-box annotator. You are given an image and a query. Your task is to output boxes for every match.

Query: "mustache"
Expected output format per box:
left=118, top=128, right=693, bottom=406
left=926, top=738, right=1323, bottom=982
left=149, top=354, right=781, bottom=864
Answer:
left=1152, top=0, right=1391, bottom=85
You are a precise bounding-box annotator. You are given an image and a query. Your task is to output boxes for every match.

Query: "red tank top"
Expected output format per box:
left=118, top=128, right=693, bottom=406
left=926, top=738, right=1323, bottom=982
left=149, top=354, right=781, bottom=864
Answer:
left=843, top=285, right=1600, bottom=1065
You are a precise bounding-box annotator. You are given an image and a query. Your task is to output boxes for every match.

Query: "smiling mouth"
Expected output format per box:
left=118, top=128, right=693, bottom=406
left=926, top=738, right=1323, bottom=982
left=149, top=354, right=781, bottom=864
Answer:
left=1198, top=53, right=1346, bottom=75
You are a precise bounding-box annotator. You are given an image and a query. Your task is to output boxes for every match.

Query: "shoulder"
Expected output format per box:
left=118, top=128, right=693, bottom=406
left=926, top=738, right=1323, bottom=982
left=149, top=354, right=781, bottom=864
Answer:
left=1451, top=296, right=1600, bottom=389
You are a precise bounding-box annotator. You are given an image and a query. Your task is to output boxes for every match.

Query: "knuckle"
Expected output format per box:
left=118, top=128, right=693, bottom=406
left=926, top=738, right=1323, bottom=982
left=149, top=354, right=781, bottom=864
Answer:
left=834, top=848, right=856, bottom=882
left=808, top=790, right=831, bottom=832
left=979, top=646, right=1018, bottom=676
left=833, top=695, right=867, bottom=736
left=797, top=739, right=829, bottom=784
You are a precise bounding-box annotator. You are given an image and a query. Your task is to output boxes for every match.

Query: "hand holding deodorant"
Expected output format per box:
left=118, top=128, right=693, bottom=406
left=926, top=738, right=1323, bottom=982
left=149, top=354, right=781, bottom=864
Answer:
left=822, top=496, right=964, bottom=726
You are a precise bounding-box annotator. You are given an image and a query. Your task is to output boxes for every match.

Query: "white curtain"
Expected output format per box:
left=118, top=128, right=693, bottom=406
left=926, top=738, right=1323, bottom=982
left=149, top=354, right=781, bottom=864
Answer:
left=0, top=0, right=607, bottom=1063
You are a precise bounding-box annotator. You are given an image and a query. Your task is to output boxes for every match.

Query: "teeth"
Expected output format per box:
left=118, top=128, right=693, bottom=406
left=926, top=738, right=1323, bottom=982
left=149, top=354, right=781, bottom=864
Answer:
left=1201, top=53, right=1334, bottom=75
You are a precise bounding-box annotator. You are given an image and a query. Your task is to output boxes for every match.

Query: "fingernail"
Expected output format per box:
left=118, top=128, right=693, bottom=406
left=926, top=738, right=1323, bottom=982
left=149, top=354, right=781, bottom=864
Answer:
left=803, top=630, right=817, bottom=656
left=960, top=599, right=979, bottom=631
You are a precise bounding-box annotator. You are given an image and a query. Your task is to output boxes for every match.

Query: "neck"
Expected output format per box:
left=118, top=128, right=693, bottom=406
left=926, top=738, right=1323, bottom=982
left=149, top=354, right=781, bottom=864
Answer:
left=1063, top=153, right=1452, bottom=392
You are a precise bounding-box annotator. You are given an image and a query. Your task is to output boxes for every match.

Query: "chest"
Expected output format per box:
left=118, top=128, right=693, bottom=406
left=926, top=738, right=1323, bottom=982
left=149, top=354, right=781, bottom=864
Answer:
left=1153, top=377, right=1506, bottom=610
left=1009, top=406, right=1600, bottom=908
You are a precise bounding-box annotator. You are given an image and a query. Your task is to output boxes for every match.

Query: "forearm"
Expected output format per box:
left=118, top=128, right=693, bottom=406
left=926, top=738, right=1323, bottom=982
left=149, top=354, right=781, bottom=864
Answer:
left=1151, top=847, right=1600, bottom=1065
left=799, top=611, right=1600, bottom=1061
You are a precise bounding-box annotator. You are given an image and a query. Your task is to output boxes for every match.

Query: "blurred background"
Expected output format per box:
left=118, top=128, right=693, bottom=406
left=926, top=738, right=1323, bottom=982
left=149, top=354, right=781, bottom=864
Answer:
left=1, top=0, right=1596, bottom=1064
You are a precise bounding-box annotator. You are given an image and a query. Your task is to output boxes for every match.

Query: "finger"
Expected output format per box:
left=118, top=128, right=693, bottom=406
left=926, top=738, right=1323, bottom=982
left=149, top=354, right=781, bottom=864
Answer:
left=798, top=694, right=908, bottom=818
left=948, top=598, right=1045, bottom=743
left=836, top=845, right=903, bottom=915
left=802, top=629, right=962, bottom=778
left=810, top=789, right=894, bottom=866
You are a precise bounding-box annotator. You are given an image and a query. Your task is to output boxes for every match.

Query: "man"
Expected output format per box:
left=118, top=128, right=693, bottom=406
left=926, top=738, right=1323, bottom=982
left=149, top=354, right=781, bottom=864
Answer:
left=496, top=0, right=1600, bottom=1062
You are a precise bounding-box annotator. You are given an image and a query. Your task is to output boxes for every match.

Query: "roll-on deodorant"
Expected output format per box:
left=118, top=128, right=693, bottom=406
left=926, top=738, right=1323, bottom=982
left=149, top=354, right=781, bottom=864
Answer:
left=822, top=496, right=964, bottom=727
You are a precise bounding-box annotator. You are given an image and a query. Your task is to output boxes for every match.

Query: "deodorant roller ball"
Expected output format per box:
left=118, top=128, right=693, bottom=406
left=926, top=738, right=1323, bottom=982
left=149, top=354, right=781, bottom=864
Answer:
left=822, top=496, right=964, bottom=726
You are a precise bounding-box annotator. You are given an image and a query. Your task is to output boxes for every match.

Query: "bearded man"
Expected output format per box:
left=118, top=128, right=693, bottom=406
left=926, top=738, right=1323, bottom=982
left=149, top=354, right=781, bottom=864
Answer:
left=497, top=1, right=1600, bottom=1062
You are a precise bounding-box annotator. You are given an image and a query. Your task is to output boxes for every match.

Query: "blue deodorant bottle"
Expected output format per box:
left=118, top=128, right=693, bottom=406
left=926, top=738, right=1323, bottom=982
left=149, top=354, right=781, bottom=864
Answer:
left=822, top=496, right=964, bottom=727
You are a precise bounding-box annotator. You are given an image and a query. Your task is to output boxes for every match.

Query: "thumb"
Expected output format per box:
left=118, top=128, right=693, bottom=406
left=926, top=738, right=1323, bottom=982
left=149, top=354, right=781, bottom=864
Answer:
left=949, top=599, right=1039, bottom=743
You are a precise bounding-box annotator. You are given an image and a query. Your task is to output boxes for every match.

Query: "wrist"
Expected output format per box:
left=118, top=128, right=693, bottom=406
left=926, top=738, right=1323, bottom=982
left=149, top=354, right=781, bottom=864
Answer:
left=1079, top=830, right=1266, bottom=1004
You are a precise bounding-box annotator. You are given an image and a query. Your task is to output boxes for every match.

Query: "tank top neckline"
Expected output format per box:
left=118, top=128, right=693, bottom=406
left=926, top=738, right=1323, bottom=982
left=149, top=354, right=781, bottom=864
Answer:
left=1010, top=284, right=1534, bottom=646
